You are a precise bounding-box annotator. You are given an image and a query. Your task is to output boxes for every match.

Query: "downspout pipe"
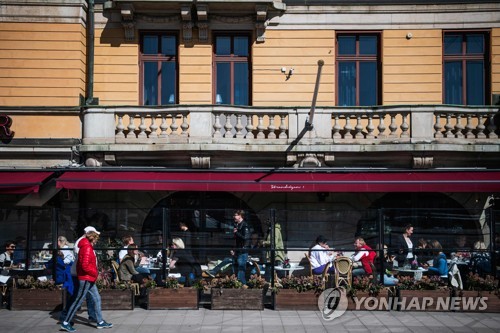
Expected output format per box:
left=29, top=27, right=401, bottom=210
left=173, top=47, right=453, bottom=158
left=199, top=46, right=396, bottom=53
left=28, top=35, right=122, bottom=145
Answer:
left=85, top=0, right=96, bottom=105
left=306, top=59, right=324, bottom=129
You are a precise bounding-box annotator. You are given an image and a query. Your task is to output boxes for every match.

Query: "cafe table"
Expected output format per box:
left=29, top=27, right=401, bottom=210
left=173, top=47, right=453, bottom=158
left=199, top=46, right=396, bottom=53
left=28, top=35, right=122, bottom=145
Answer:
left=394, top=267, right=428, bottom=281
left=274, top=264, right=305, bottom=277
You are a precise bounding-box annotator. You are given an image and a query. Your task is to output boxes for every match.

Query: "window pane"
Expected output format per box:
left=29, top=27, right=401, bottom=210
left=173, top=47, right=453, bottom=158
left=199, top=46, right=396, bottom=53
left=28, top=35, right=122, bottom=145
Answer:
left=161, top=62, right=176, bottom=104
left=234, top=63, right=249, bottom=105
left=444, top=61, right=462, bottom=104
left=216, top=63, right=230, bottom=104
left=143, top=35, right=158, bottom=54
left=161, top=36, right=177, bottom=56
left=444, top=35, right=462, bottom=55
left=216, top=37, right=231, bottom=55
left=466, top=60, right=484, bottom=105
left=144, top=62, right=158, bottom=105
left=338, top=62, right=356, bottom=106
left=234, top=37, right=248, bottom=56
left=359, top=62, right=377, bottom=106
left=360, top=36, right=377, bottom=55
left=338, top=36, right=356, bottom=55
left=466, top=35, right=484, bottom=54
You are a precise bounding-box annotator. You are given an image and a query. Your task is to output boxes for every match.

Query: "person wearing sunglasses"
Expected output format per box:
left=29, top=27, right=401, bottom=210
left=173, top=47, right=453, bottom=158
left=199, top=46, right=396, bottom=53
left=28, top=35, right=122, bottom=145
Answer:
left=0, top=241, right=16, bottom=273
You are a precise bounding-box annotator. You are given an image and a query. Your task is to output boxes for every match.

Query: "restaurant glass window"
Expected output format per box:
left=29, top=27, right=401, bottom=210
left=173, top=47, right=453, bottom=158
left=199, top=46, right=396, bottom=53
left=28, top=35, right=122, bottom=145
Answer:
left=336, top=33, right=380, bottom=106
left=213, top=34, right=251, bottom=105
left=140, top=33, right=178, bottom=105
left=444, top=31, right=490, bottom=105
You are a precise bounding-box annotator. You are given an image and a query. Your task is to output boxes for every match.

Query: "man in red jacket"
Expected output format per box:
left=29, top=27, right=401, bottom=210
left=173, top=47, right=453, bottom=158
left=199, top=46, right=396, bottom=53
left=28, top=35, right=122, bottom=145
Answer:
left=351, top=237, right=377, bottom=279
left=60, top=229, right=113, bottom=332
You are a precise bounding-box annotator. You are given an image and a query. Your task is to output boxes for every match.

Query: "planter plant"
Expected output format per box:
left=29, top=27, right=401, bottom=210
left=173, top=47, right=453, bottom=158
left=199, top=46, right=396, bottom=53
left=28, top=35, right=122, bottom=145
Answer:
left=347, top=276, right=390, bottom=311
left=456, top=273, right=500, bottom=313
left=197, top=275, right=266, bottom=310
left=147, top=278, right=199, bottom=310
left=273, top=275, right=325, bottom=310
left=10, top=275, right=64, bottom=311
left=83, top=269, right=135, bottom=310
left=396, top=275, right=451, bottom=312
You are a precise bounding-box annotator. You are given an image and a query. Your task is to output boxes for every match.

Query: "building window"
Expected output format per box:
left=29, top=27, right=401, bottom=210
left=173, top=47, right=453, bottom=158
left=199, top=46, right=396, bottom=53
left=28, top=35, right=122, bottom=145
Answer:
left=213, top=34, right=251, bottom=105
left=140, top=33, right=177, bottom=105
left=336, top=33, right=380, bottom=106
left=443, top=31, right=490, bottom=105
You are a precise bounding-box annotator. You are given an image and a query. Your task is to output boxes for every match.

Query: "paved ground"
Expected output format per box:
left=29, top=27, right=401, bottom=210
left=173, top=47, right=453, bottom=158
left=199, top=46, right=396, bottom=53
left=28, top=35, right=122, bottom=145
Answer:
left=1, top=308, right=499, bottom=333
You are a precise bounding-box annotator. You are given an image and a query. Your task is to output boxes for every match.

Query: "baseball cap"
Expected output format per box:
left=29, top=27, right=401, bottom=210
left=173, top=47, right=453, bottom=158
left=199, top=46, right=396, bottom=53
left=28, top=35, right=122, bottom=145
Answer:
left=84, top=226, right=100, bottom=235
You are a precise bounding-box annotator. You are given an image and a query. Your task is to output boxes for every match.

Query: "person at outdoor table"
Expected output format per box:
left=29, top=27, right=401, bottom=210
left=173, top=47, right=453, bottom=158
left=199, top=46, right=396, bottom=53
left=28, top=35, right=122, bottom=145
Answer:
left=119, top=243, right=150, bottom=285
left=351, top=237, right=377, bottom=279
left=169, top=237, right=201, bottom=287
left=469, top=240, right=491, bottom=276
left=60, top=228, right=113, bottom=332
left=47, top=238, right=74, bottom=298
left=118, top=235, right=134, bottom=262
left=427, top=240, right=448, bottom=277
left=394, top=224, right=415, bottom=267
left=0, top=240, right=16, bottom=273
left=453, top=235, right=471, bottom=260
left=375, top=244, right=398, bottom=286
left=310, top=235, right=336, bottom=275
left=414, top=238, right=432, bottom=264
left=58, top=236, right=75, bottom=265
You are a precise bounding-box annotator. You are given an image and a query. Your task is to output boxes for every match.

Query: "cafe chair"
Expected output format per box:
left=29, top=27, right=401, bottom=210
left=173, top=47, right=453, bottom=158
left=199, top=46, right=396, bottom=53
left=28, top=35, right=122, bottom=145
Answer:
left=333, top=256, right=353, bottom=288
left=448, top=262, right=463, bottom=290
left=111, top=261, right=140, bottom=296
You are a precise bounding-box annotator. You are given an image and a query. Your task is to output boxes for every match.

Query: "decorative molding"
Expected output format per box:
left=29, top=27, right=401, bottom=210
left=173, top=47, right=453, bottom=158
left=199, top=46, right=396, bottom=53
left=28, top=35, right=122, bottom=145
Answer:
left=136, top=14, right=180, bottom=24
left=120, top=3, right=135, bottom=41
left=181, top=5, right=193, bottom=42
left=211, top=14, right=253, bottom=24
left=196, top=4, right=209, bottom=41
left=255, top=5, right=268, bottom=42
left=191, top=156, right=211, bottom=169
left=288, top=153, right=333, bottom=168
left=122, top=21, right=136, bottom=41
left=413, top=156, right=434, bottom=169
left=181, top=5, right=191, bottom=21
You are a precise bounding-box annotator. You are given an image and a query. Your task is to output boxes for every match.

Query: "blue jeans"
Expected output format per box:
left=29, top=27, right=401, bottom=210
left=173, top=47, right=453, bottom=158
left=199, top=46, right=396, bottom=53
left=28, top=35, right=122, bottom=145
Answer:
left=312, top=264, right=335, bottom=275
left=234, top=253, right=248, bottom=284
left=383, top=275, right=398, bottom=286
left=209, top=258, right=234, bottom=275
left=60, top=276, right=95, bottom=322
left=64, top=280, right=103, bottom=324
left=137, top=266, right=155, bottom=280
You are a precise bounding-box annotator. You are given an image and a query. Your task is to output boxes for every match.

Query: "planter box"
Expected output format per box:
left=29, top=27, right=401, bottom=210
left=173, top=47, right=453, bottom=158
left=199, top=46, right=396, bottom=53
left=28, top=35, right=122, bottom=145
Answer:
left=454, top=290, right=500, bottom=313
left=347, top=289, right=390, bottom=311
left=274, top=289, right=319, bottom=310
left=397, top=290, right=451, bottom=311
left=211, top=288, right=264, bottom=310
left=10, top=288, right=63, bottom=311
left=82, top=289, right=134, bottom=310
left=147, top=288, right=199, bottom=310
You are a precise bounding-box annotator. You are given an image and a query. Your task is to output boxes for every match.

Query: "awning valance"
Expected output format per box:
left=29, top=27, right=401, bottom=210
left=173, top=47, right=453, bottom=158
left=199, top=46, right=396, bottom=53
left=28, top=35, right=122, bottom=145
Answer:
left=55, top=171, right=500, bottom=193
left=0, top=172, right=54, bottom=194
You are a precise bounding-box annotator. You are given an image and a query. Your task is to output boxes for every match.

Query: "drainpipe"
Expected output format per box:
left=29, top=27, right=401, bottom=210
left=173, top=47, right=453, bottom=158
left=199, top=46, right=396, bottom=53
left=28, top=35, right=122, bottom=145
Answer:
left=85, top=0, right=97, bottom=105
left=306, top=59, right=324, bottom=129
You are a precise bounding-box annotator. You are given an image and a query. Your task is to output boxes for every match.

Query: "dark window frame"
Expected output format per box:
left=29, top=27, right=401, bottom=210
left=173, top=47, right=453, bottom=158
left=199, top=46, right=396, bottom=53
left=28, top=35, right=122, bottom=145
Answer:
left=442, top=30, right=491, bottom=105
left=335, top=31, right=382, bottom=106
left=212, top=33, right=252, bottom=106
left=139, top=31, right=179, bottom=106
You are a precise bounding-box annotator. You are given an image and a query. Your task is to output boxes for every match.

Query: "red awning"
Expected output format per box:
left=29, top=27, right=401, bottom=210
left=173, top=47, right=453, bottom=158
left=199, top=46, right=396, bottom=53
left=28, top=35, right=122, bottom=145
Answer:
left=0, top=172, right=54, bottom=194
left=55, top=171, right=500, bottom=193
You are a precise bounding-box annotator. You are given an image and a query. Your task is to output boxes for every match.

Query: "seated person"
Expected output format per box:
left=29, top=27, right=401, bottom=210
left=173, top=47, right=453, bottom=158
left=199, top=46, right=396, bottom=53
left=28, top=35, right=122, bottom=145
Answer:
left=375, top=244, right=398, bottom=286
left=414, top=238, right=432, bottom=264
left=0, top=240, right=16, bottom=274
left=57, top=236, right=75, bottom=265
left=118, top=235, right=134, bottom=262
left=169, top=238, right=201, bottom=287
left=118, top=244, right=150, bottom=285
left=470, top=241, right=491, bottom=276
left=203, top=257, right=234, bottom=278
left=453, top=235, right=471, bottom=260
left=427, top=240, right=448, bottom=278
left=309, top=235, right=335, bottom=275
left=351, top=237, right=376, bottom=279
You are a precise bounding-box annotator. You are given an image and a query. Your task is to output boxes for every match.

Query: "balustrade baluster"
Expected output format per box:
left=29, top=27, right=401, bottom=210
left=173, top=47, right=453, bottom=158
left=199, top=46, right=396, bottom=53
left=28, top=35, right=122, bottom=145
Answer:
left=170, top=114, right=179, bottom=135
left=388, top=114, right=398, bottom=138
left=444, top=114, right=453, bottom=138
left=354, top=115, right=364, bottom=139
left=332, top=114, right=341, bottom=139
left=137, top=115, right=147, bottom=138
left=434, top=114, right=443, bottom=138
left=149, top=114, right=158, bottom=139
left=159, top=114, right=169, bottom=139
left=268, top=115, right=276, bottom=139
left=127, top=114, right=136, bottom=139
left=454, top=114, right=464, bottom=138
left=256, top=115, right=265, bottom=139
left=180, top=114, right=189, bottom=136
left=213, top=113, right=222, bottom=138
left=235, top=114, right=244, bottom=138
left=377, top=114, right=386, bottom=139
left=223, top=113, right=233, bottom=138
left=245, top=114, right=254, bottom=139
left=279, top=115, right=287, bottom=139
left=487, top=114, right=498, bottom=139
left=464, top=114, right=474, bottom=138
left=476, top=115, right=486, bottom=139
left=400, top=113, right=409, bottom=138
left=366, top=114, right=374, bottom=139
left=344, top=115, right=353, bottom=139
left=115, top=114, right=125, bottom=138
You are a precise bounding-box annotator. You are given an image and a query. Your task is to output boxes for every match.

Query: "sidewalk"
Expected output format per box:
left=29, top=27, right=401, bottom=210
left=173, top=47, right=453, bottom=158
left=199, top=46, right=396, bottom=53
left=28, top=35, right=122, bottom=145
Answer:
left=1, top=308, right=499, bottom=333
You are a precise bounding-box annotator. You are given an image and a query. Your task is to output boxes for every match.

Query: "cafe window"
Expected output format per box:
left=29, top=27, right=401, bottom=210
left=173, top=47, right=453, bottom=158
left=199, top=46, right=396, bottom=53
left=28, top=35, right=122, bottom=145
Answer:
left=443, top=31, right=490, bottom=105
left=336, top=33, right=381, bottom=106
left=140, top=33, right=178, bottom=105
left=213, top=34, right=251, bottom=105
